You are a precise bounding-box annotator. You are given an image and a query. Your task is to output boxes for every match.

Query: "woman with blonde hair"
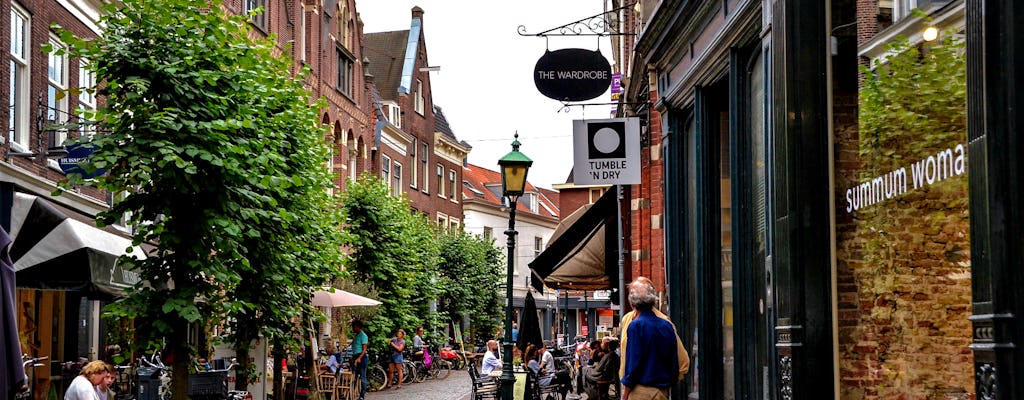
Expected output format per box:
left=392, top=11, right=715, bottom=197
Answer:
left=64, top=361, right=112, bottom=400
left=387, top=329, right=406, bottom=390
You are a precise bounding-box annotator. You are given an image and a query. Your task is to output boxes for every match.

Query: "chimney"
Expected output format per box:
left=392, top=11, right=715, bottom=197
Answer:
left=412, top=6, right=424, bottom=20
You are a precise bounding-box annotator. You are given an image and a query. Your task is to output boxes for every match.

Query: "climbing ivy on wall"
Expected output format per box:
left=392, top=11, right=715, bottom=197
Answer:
left=858, top=34, right=966, bottom=175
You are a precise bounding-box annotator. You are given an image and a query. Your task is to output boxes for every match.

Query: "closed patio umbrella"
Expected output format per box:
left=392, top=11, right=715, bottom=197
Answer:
left=516, top=291, right=544, bottom=353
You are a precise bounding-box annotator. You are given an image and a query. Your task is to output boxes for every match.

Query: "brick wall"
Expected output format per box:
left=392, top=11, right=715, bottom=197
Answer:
left=629, top=73, right=665, bottom=291
left=833, top=8, right=974, bottom=395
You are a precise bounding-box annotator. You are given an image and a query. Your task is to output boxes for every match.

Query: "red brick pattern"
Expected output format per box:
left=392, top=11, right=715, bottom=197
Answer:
left=834, top=8, right=975, bottom=394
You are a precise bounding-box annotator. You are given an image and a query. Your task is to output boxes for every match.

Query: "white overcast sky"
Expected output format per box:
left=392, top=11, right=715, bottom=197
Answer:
left=356, top=1, right=615, bottom=189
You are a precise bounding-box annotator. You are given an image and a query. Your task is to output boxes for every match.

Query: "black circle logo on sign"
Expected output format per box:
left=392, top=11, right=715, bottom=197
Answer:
left=588, top=121, right=626, bottom=159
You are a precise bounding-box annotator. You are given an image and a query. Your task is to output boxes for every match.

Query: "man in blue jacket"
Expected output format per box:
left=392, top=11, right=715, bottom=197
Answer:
left=620, top=278, right=684, bottom=400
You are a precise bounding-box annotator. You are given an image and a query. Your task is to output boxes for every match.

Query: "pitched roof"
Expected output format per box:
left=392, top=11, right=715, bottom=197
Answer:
left=462, top=163, right=559, bottom=219
left=433, top=105, right=458, bottom=141
left=363, top=30, right=409, bottom=101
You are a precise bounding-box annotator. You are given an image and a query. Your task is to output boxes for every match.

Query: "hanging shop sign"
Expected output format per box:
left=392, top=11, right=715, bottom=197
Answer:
left=58, top=143, right=104, bottom=179
left=573, top=117, right=641, bottom=185
left=534, top=48, right=612, bottom=102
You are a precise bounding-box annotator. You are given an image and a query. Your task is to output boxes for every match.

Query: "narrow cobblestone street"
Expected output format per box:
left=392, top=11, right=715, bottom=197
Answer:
left=363, top=373, right=473, bottom=400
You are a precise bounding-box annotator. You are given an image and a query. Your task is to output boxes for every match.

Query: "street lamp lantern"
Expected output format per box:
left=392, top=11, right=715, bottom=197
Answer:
left=496, top=133, right=532, bottom=400
left=498, top=133, right=534, bottom=198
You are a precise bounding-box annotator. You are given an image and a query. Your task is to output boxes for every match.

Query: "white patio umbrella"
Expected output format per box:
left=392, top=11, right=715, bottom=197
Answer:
left=311, top=287, right=381, bottom=307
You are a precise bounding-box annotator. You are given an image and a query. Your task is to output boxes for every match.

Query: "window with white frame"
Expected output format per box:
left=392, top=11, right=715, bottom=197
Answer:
left=79, top=60, right=96, bottom=136
left=448, top=169, right=457, bottom=201
left=9, top=4, right=30, bottom=148
left=47, top=38, right=69, bottom=148
left=436, top=164, right=445, bottom=198
left=299, top=5, right=307, bottom=62
left=392, top=161, right=402, bottom=196
left=410, top=139, right=418, bottom=188
left=414, top=79, right=424, bottom=114
left=483, top=227, right=493, bottom=241
left=421, top=142, right=428, bottom=191
left=437, top=212, right=448, bottom=228
left=448, top=217, right=459, bottom=230
left=382, top=155, right=392, bottom=189
left=388, top=103, right=401, bottom=128
left=534, top=236, right=543, bottom=257
left=244, top=0, right=266, bottom=30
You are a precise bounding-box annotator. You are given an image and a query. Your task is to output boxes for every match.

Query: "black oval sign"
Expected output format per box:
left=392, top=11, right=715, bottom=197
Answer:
left=534, top=48, right=612, bottom=102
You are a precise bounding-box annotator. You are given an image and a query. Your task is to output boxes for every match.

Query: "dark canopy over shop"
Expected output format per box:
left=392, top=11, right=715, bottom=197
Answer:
left=7, top=192, right=146, bottom=298
left=529, top=188, right=618, bottom=292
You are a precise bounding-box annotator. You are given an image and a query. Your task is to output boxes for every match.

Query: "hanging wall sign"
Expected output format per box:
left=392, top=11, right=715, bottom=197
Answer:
left=58, top=143, right=104, bottom=179
left=573, top=118, right=641, bottom=185
left=534, top=48, right=612, bottom=101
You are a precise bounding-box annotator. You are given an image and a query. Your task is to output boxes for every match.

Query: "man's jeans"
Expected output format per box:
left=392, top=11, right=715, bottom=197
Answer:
left=356, top=358, right=368, bottom=400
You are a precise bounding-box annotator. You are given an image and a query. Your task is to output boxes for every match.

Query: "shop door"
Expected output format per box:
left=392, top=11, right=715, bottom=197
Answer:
left=746, top=49, right=775, bottom=400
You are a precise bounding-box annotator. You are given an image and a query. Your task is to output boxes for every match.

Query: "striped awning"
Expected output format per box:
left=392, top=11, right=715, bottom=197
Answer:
left=9, top=192, right=145, bottom=297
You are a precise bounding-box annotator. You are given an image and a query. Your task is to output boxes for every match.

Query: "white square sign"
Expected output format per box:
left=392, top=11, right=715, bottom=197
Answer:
left=573, top=117, right=641, bottom=185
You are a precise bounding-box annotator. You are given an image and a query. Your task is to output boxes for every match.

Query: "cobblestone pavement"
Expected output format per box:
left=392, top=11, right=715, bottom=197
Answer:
left=363, top=372, right=473, bottom=400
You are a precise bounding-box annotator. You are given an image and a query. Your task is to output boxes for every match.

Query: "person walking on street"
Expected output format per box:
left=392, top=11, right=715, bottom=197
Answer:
left=350, top=320, right=369, bottom=400
left=620, top=277, right=689, bottom=400
left=387, top=329, right=406, bottom=390
left=64, top=361, right=111, bottom=400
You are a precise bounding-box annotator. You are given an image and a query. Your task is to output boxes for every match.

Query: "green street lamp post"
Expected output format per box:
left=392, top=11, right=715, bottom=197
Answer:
left=497, top=133, right=533, bottom=400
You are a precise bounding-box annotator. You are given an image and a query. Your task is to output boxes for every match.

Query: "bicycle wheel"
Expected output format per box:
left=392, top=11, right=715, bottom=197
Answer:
left=367, top=365, right=388, bottom=392
left=433, top=360, right=451, bottom=380
left=413, top=362, right=426, bottom=383
left=402, top=361, right=416, bottom=384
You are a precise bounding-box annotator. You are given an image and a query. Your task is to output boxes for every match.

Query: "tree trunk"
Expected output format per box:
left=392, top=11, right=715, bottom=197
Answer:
left=170, top=340, right=190, bottom=400
left=272, top=344, right=285, bottom=400
left=235, top=347, right=250, bottom=391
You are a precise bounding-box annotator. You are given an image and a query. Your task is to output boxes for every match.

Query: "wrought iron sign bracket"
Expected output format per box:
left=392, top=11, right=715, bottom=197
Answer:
left=518, top=2, right=637, bottom=37
left=557, top=101, right=649, bottom=113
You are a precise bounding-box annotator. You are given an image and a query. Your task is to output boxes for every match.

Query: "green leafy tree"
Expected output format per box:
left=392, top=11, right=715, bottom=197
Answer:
left=340, top=174, right=440, bottom=348
left=55, top=0, right=343, bottom=397
left=435, top=230, right=503, bottom=341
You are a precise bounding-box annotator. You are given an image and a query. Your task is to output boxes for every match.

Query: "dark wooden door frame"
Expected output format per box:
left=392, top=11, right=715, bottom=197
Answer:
left=769, top=0, right=835, bottom=397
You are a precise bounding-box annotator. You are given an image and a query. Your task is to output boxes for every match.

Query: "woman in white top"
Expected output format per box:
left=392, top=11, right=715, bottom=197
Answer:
left=64, top=361, right=111, bottom=400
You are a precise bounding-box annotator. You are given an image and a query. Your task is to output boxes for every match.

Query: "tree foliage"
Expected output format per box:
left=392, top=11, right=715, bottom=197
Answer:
left=859, top=34, right=966, bottom=173
left=55, top=0, right=343, bottom=395
left=435, top=230, right=503, bottom=340
left=340, top=173, right=441, bottom=348
left=339, top=174, right=505, bottom=348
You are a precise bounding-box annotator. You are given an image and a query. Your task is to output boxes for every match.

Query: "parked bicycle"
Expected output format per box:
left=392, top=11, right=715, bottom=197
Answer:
left=188, top=358, right=250, bottom=400
left=136, top=351, right=171, bottom=400
left=411, top=344, right=451, bottom=382
left=365, top=352, right=389, bottom=392
left=15, top=354, right=48, bottom=400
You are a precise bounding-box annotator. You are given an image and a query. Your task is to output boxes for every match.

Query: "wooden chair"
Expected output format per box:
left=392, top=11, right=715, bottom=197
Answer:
left=468, top=363, right=498, bottom=400
left=315, top=372, right=337, bottom=400
left=336, top=372, right=355, bottom=400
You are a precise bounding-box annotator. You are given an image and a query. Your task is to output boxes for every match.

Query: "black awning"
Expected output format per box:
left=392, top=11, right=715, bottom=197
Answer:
left=529, top=187, right=619, bottom=292
left=9, top=192, right=145, bottom=298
